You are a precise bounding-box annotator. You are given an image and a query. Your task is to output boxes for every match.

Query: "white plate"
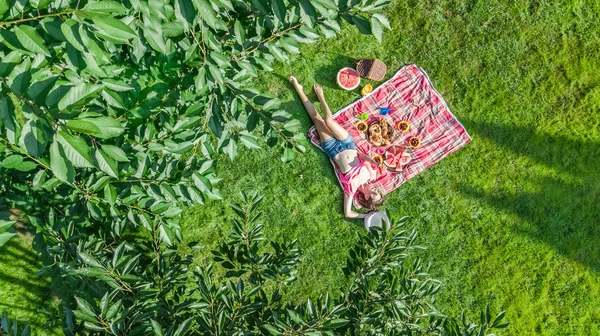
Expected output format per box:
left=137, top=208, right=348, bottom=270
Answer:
left=364, top=211, right=391, bottom=231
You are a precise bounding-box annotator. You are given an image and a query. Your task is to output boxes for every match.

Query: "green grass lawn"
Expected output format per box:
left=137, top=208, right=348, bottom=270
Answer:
left=184, top=0, right=600, bottom=334
left=2, top=0, right=600, bottom=334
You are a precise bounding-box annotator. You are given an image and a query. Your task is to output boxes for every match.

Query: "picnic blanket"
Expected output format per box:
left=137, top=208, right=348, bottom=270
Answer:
left=308, top=64, right=471, bottom=200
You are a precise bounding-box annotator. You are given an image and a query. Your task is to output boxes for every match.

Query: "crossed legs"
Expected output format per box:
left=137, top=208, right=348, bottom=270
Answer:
left=289, top=76, right=349, bottom=142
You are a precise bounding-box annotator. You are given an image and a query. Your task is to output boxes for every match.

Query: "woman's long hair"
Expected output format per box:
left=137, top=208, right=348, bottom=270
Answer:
left=356, top=186, right=385, bottom=212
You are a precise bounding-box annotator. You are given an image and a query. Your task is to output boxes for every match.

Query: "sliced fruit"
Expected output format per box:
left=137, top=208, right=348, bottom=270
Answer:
left=408, top=136, right=421, bottom=148
left=337, top=67, right=361, bottom=90
left=397, top=121, right=410, bottom=132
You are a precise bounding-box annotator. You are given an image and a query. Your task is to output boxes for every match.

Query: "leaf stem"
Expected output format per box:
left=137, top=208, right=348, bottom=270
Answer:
left=0, top=10, right=77, bottom=27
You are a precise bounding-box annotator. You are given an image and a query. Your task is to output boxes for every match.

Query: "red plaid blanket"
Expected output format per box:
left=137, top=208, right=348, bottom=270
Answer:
left=308, top=64, right=471, bottom=201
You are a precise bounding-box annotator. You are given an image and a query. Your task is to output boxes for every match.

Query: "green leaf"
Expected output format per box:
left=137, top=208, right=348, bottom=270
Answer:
left=28, top=76, right=58, bottom=105
left=104, top=184, right=117, bottom=206
left=207, top=64, right=224, bottom=86
left=15, top=160, right=37, bottom=172
left=324, top=318, right=349, bottom=328
left=262, top=324, right=282, bottom=336
left=283, top=119, right=301, bottom=132
left=0, top=232, right=16, bottom=247
left=150, top=319, right=164, bottom=336
left=50, top=141, right=75, bottom=184
left=370, top=15, right=383, bottom=42
left=66, top=119, right=102, bottom=135
left=271, top=0, right=286, bottom=23
left=101, top=145, right=129, bottom=162
left=14, top=25, right=51, bottom=57
left=58, top=84, right=102, bottom=110
left=57, top=131, right=94, bottom=168
left=0, top=94, right=19, bottom=144
left=75, top=296, right=97, bottom=317
left=94, top=148, right=119, bottom=178
left=173, top=317, right=192, bottom=336
left=10, top=70, right=32, bottom=94
left=266, top=43, right=287, bottom=63
left=281, top=147, right=294, bottom=163
left=0, top=0, right=8, bottom=17
left=91, top=15, right=137, bottom=43
left=192, top=172, right=212, bottom=193
left=372, top=13, right=391, bottom=30
left=194, top=0, right=226, bottom=31
left=61, top=19, right=86, bottom=51
left=143, top=24, right=169, bottom=55
left=300, top=1, right=318, bottom=28
left=0, top=155, right=23, bottom=169
left=233, top=20, right=245, bottom=46
left=175, top=0, right=195, bottom=31
left=352, top=15, right=372, bottom=35
left=82, top=1, right=128, bottom=15
left=19, top=119, right=50, bottom=158
left=85, top=117, right=125, bottom=139
left=240, top=134, right=261, bottom=149
left=162, top=21, right=185, bottom=37
left=222, top=138, right=237, bottom=160
left=157, top=222, right=176, bottom=246
left=102, top=79, right=133, bottom=92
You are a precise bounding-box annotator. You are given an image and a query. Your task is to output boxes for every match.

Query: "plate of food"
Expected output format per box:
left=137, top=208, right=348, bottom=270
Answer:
left=367, top=119, right=394, bottom=147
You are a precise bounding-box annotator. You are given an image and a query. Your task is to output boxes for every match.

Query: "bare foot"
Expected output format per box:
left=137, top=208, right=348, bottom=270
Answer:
left=289, top=76, right=303, bottom=92
left=313, top=84, right=324, bottom=98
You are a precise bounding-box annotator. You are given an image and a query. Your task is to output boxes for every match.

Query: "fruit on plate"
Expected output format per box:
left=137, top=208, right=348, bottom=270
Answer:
left=355, top=121, right=368, bottom=132
left=399, top=154, right=411, bottom=166
left=408, top=136, right=421, bottom=148
left=337, top=67, right=361, bottom=90
left=384, top=145, right=412, bottom=170
left=384, top=155, right=396, bottom=167
left=361, top=84, right=373, bottom=96
left=397, top=121, right=410, bottom=132
left=367, top=119, right=393, bottom=147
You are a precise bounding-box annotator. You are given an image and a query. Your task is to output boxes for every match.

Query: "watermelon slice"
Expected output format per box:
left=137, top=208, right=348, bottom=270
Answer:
left=384, top=155, right=396, bottom=168
left=399, top=153, right=411, bottom=166
left=337, top=67, right=361, bottom=90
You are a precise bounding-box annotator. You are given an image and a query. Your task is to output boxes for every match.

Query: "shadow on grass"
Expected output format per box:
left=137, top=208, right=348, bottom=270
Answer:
left=460, top=119, right=600, bottom=271
left=313, top=53, right=358, bottom=89
left=0, top=238, right=56, bottom=330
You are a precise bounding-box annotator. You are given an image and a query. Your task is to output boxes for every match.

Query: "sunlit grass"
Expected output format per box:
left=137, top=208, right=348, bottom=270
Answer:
left=184, top=0, right=600, bottom=334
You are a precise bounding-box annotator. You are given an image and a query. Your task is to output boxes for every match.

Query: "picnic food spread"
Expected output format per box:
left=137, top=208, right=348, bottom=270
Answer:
left=367, top=119, right=394, bottom=147
left=355, top=121, right=368, bottom=132
left=408, top=136, right=421, bottom=148
left=397, top=121, right=410, bottom=132
left=337, top=67, right=361, bottom=90
left=384, top=146, right=411, bottom=171
left=308, top=64, right=471, bottom=203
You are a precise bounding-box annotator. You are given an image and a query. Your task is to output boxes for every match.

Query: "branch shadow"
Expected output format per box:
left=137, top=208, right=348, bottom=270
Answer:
left=459, top=119, right=600, bottom=271
left=0, top=238, right=55, bottom=329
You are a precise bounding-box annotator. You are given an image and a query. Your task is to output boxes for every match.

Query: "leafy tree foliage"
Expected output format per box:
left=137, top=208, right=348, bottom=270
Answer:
left=3, top=193, right=508, bottom=335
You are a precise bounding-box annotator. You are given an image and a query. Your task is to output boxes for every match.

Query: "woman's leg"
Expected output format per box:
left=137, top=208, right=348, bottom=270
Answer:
left=314, top=84, right=349, bottom=140
left=289, top=76, right=333, bottom=142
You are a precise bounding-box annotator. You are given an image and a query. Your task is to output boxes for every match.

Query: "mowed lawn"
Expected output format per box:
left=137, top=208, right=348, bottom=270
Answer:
left=2, top=0, right=599, bottom=334
left=184, top=1, right=600, bottom=335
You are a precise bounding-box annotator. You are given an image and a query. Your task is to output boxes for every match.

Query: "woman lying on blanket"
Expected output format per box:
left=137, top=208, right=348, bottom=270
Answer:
left=289, top=76, right=384, bottom=219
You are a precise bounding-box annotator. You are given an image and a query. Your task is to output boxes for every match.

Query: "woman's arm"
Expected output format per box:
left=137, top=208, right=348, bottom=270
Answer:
left=358, top=152, right=377, bottom=164
left=344, top=193, right=367, bottom=219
